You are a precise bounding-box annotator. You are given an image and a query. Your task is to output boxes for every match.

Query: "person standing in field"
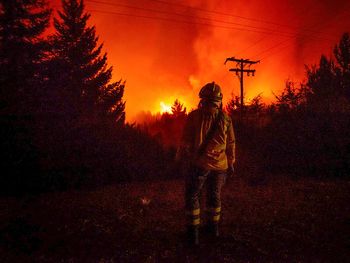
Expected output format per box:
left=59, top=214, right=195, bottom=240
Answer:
left=177, top=81, right=236, bottom=246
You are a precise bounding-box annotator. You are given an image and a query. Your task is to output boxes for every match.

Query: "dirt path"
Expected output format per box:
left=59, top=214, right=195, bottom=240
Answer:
left=1, top=176, right=349, bottom=262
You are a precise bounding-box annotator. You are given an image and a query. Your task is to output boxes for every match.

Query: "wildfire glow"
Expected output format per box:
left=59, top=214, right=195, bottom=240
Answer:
left=160, top=102, right=172, bottom=114
left=49, top=0, right=350, bottom=122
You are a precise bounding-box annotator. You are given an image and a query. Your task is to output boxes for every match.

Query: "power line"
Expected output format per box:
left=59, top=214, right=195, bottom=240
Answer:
left=54, top=1, right=348, bottom=62
left=148, top=0, right=338, bottom=36
left=84, top=0, right=335, bottom=41
left=260, top=34, right=333, bottom=62
left=52, top=3, right=309, bottom=39
left=254, top=39, right=291, bottom=58
left=54, top=1, right=288, bottom=58
left=84, top=8, right=308, bottom=36
left=236, top=36, right=268, bottom=55
left=82, top=8, right=339, bottom=59
left=87, top=0, right=289, bottom=35
left=84, top=9, right=282, bottom=34
left=86, top=0, right=298, bottom=37
left=229, top=1, right=320, bottom=59
left=253, top=7, right=349, bottom=61
left=84, top=0, right=350, bottom=63
left=151, top=0, right=350, bottom=60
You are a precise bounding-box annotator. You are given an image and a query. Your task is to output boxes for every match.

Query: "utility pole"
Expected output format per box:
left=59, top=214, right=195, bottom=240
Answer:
left=225, top=57, right=260, bottom=118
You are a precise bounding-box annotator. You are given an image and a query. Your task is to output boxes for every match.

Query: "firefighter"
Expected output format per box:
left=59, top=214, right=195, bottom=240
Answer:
left=177, top=81, right=235, bottom=245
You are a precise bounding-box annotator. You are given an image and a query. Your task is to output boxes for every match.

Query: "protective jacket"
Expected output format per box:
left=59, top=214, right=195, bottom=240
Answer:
left=181, top=103, right=235, bottom=171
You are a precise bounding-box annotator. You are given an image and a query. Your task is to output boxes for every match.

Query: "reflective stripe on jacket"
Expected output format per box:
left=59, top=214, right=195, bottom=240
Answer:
left=181, top=105, right=235, bottom=171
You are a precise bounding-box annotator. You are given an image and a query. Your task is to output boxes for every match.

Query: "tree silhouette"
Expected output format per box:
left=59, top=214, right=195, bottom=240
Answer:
left=247, top=93, right=265, bottom=115
left=225, top=94, right=241, bottom=118
left=0, top=0, right=51, bottom=193
left=305, top=55, right=338, bottom=112
left=0, top=0, right=51, bottom=114
left=171, top=99, right=186, bottom=117
left=49, top=0, right=125, bottom=124
left=274, top=80, right=307, bottom=112
left=334, top=32, right=350, bottom=100
left=305, top=33, right=350, bottom=113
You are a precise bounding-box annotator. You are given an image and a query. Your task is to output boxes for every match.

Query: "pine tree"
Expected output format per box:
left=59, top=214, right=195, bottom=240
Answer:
left=334, top=32, right=350, bottom=100
left=0, top=0, right=51, bottom=114
left=0, top=1, right=51, bottom=192
left=171, top=99, right=186, bottom=117
left=49, top=0, right=125, bottom=124
left=274, top=80, right=305, bottom=112
left=305, top=33, right=350, bottom=113
left=306, top=55, right=338, bottom=112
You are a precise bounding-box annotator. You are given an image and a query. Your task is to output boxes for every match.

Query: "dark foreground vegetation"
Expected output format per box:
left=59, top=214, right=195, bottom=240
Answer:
left=1, top=0, right=350, bottom=262
left=1, top=176, right=349, bottom=262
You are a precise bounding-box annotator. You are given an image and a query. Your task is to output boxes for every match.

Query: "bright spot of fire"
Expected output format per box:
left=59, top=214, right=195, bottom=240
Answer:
left=160, top=101, right=172, bottom=114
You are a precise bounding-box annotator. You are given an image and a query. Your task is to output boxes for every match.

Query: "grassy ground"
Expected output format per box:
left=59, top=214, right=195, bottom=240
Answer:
left=1, top=175, right=349, bottom=262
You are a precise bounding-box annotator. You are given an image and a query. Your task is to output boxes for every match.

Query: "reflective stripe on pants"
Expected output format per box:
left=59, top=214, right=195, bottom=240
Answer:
left=186, top=208, right=200, bottom=226
left=207, top=206, right=221, bottom=223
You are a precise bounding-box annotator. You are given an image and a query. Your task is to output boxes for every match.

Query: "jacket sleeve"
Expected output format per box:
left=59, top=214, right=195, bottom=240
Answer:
left=225, top=117, right=236, bottom=165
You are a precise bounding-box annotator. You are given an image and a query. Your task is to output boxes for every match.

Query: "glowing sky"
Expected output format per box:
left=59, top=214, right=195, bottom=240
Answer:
left=50, top=0, right=350, bottom=122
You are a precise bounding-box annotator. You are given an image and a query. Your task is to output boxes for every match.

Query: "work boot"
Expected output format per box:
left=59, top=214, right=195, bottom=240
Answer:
left=187, top=225, right=199, bottom=246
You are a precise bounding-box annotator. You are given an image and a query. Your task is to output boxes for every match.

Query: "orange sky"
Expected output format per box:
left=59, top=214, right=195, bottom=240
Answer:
left=50, top=0, right=350, bottom=122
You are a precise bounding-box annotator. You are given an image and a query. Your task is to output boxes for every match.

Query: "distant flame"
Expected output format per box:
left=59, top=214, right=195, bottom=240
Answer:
left=160, top=101, right=172, bottom=114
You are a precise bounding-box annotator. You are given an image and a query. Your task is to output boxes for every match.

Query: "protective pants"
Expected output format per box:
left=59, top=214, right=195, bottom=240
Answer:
left=185, top=166, right=226, bottom=227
